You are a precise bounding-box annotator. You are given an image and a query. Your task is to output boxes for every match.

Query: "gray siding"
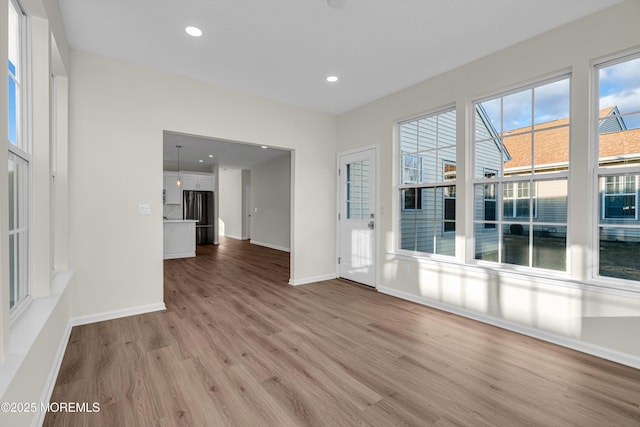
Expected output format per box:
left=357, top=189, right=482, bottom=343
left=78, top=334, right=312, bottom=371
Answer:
left=474, top=112, right=504, bottom=179
left=599, top=109, right=626, bottom=134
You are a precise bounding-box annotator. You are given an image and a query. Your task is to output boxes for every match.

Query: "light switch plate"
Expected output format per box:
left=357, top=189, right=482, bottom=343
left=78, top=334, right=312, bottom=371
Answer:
left=138, top=203, right=151, bottom=215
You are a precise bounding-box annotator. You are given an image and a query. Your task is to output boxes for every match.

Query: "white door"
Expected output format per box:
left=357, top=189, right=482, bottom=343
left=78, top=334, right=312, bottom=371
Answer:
left=338, top=148, right=376, bottom=287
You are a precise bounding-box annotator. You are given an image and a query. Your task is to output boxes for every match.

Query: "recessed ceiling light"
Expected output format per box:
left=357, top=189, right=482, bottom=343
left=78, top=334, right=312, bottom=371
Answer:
left=208, top=154, right=214, bottom=158
left=326, top=75, right=339, bottom=83
left=261, top=145, right=268, bottom=149
left=199, top=159, right=204, bottom=163
left=185, top=26, right=203, bottom=37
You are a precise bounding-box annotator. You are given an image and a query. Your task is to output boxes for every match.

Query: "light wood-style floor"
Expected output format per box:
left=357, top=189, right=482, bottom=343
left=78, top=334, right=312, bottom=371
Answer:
left=45, top=237, right=640, bottom=426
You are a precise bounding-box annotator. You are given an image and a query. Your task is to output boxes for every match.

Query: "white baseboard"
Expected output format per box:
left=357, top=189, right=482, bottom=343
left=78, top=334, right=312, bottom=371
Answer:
left=250, top=240, right=290, bottom=252
left=221, top=234, right=244, bottom=240
left=163, top=252, right=195, bottom=260
left=71, top=303, right=166, bottom=327
left=377, top=286, right=640, bottom=370
left=289, top=273, right=337, bottom=286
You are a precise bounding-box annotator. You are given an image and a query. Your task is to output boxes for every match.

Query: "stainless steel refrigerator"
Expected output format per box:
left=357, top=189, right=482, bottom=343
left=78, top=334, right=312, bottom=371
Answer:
left=183, top=190, right=215, bottom=245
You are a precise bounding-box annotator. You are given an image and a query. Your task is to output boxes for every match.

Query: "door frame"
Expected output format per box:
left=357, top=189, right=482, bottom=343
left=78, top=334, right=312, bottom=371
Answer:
left=336, top=144, right=380, bottom=288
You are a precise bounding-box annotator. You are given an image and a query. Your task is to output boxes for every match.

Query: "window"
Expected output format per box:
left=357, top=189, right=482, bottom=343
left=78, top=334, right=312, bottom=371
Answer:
left=402, top=153, right=422, bottom=184
left=503, top=182, right=537, bottom=219
left=443, top=186, right=456, bottom=233
left=399, top=108, right=456, bottom=256
left=483, top=169, right=497, bottom=229
left=443, top=161, right=456, bottom=232
left=443, top=161, right=456, bottom=181
left=602, top=175, right=637, bottom=219
left=51, top=74, right=57, bottom=273
left=402, top=188, right=422, bottom=210
left=401, top=153, right=423, bottom=210
left=346, top=159, right=370, bottom=220
left=8, top=0, right=30, bottom=314
left=473, top=76, right=570, bottom=271
left=596, top=54, right=640, bottom=282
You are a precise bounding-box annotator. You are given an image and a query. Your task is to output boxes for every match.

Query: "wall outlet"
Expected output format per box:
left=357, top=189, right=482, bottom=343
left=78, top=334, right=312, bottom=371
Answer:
left=138, top=204, right=151, bottom=215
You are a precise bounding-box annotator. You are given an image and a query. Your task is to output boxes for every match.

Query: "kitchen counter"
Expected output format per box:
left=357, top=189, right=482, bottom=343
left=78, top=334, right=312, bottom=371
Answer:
left=163, top=220, right=197, bottom=259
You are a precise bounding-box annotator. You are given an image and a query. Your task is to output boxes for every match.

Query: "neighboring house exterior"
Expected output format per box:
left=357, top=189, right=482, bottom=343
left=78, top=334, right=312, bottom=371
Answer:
left=401, top=106, right=640, bottom=259
left=498, top=106, right=640, bottom=239
left=597, top=108, right=640, bottom=241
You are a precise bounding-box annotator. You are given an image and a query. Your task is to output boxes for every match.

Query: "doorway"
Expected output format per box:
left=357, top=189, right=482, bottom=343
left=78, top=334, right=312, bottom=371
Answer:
left=244, top=181, right=252, bottom=239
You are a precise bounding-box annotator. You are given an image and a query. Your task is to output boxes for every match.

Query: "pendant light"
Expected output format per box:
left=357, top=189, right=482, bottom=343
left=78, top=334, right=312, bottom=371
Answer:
left=176, top=145, right=182, bottom=187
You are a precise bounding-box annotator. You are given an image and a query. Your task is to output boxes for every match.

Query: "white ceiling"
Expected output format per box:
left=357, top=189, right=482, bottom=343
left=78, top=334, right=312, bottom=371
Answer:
left=60, top=0, right=622, bottom=170
left=59, top=0, right=622, bottom=116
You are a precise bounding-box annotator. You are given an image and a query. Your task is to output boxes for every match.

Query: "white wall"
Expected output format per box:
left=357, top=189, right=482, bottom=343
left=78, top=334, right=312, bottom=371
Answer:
left=219, top=168, right=244, bottom=240
left=69, top=51, right=337, bottom=318
left=337, top=0, right=640, bottom=365
left=251, top=154, right=291, bottom=252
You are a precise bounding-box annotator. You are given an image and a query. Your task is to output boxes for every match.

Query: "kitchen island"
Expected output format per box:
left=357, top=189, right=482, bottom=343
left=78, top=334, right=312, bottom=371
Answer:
left=163, top=219, right=198, bottom=259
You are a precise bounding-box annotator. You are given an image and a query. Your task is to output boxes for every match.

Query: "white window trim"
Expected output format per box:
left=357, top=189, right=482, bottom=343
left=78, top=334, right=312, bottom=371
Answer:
left=8, top=0, right=32, bottom=320
left=471, top=75, right=570, bottom=272
left=398, top=107, right=457, bottom=256
left=50, top=74, right=57, bottom=276
left=593, top=52, right=640, bottom=285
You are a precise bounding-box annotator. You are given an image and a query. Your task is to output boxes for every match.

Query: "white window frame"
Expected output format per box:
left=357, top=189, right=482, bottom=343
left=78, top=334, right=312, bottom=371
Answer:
left=50, top=73, right=57, bottom=275
left=594, top=52, right=640, bottom=286
left=472, top=74, right=570, bottom=272
left=8, top=0, right=31, bottom=319
left=398, top=107, right=457, bottom=256
left=595, top=170, right=640, bottom=286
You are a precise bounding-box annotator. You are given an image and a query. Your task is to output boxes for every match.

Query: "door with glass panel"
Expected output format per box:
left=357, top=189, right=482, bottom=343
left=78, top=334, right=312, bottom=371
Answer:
left=338, top=148, right=376, bottom=287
